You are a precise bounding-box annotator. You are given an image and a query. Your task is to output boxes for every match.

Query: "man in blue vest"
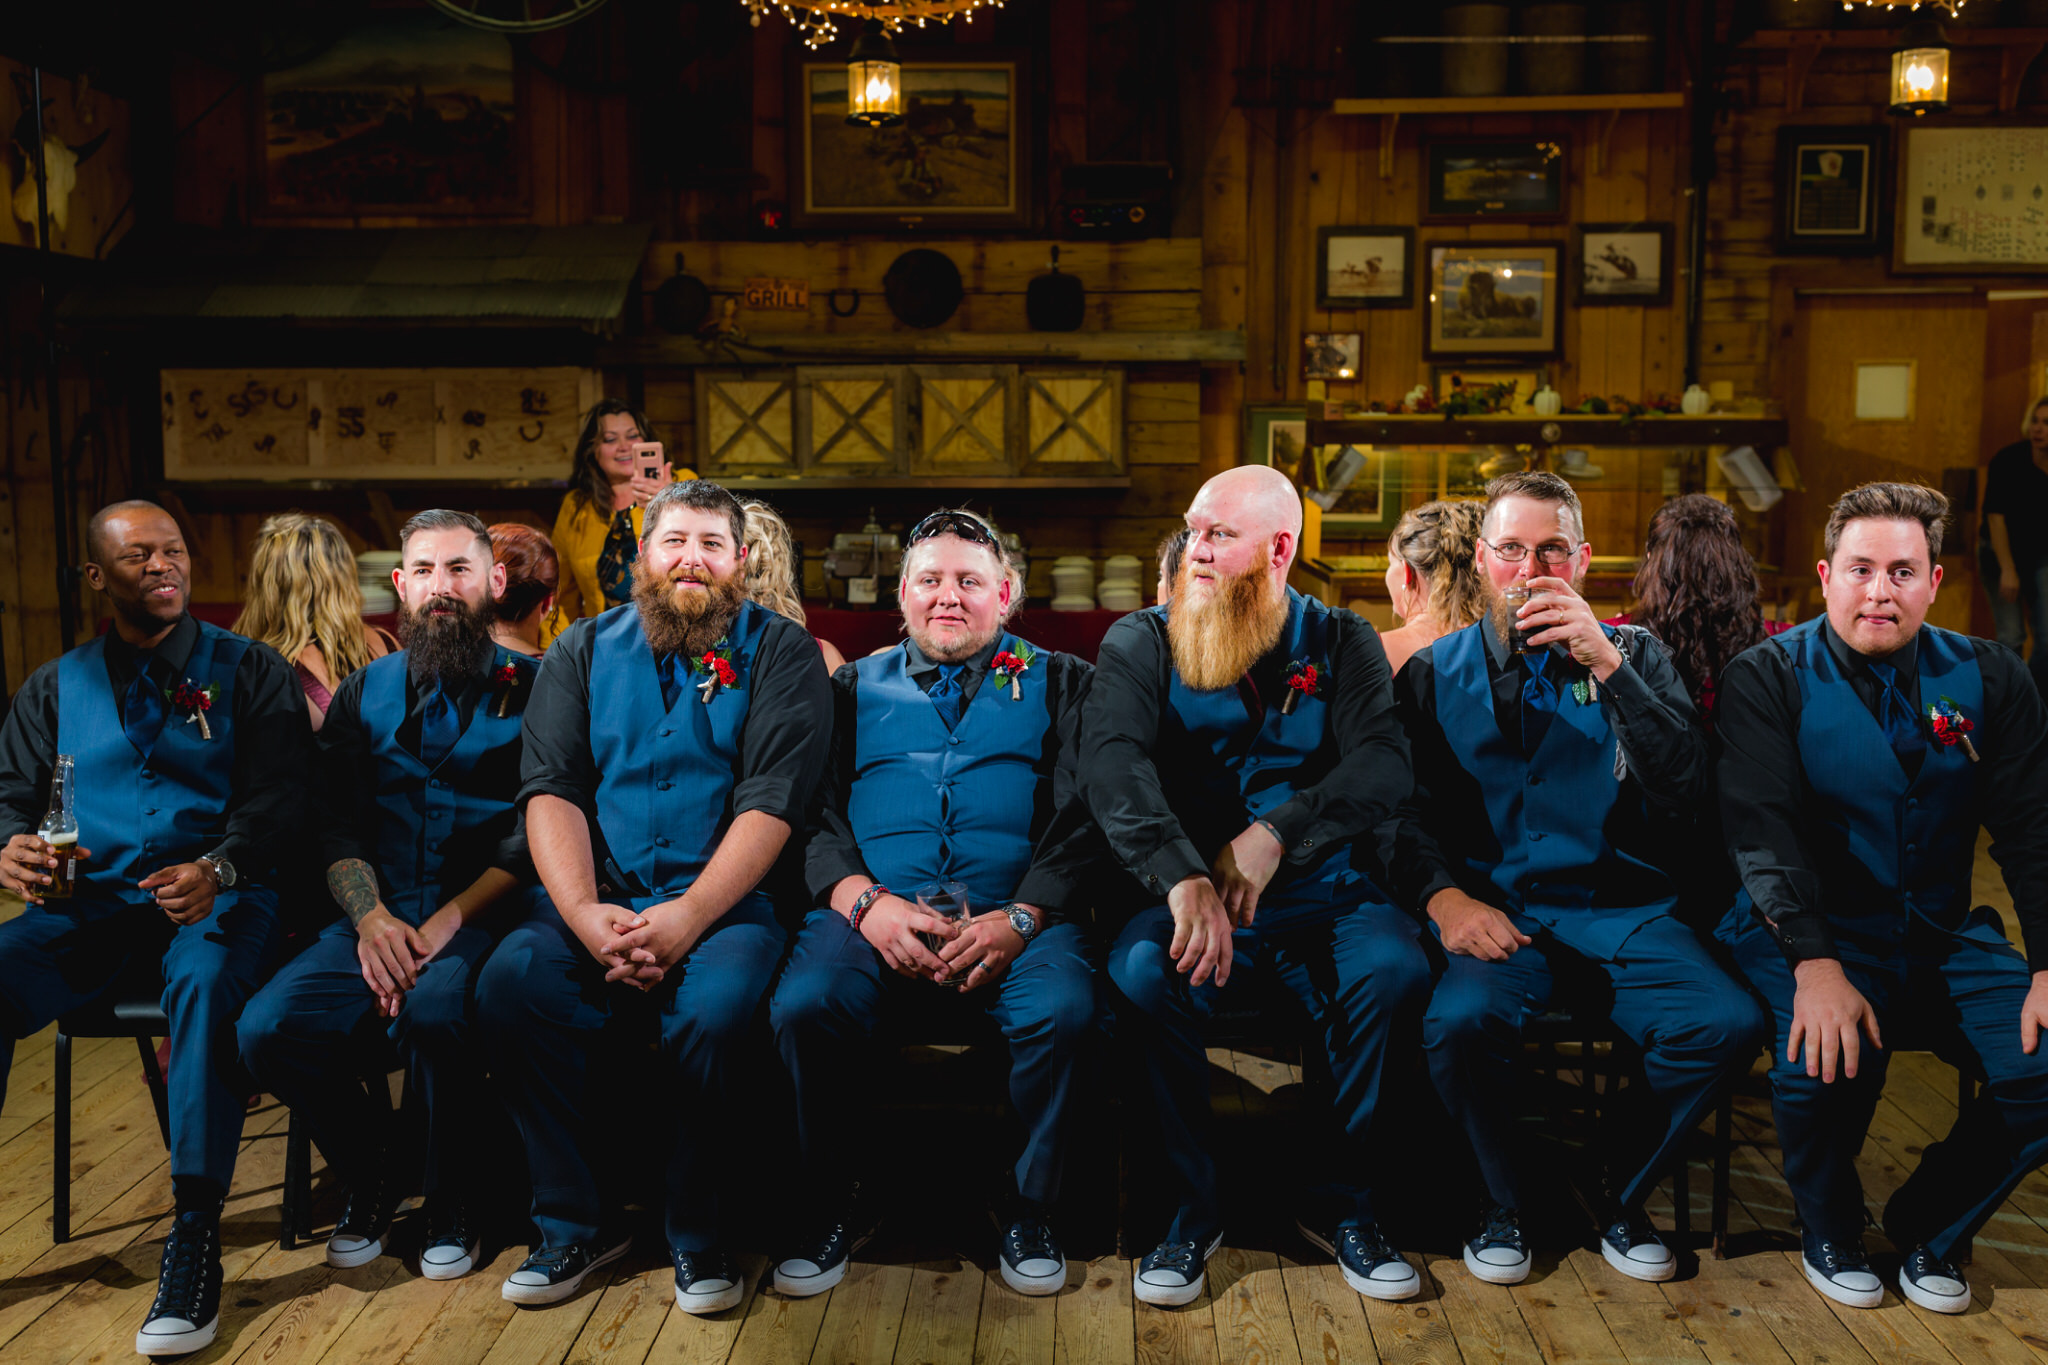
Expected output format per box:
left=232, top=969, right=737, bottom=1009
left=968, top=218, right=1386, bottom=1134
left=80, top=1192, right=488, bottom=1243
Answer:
left=0, top=500, right=308, bottom=1356
left=476, top=479, right=830, bottom=1314
left=1082, top=464, right=1431, bottom=1308
left=238, top=509, right=540, bottom=1282
left=1717, top=481, right=2048, bottom=1315
left=1387, top=470, right=1762, bottom=1287
left=769, top=509, right=1101, bottom=1301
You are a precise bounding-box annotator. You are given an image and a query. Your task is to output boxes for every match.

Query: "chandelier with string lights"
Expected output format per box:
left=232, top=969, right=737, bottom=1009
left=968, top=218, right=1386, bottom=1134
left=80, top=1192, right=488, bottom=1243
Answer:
left=743, top=1, right=1006, bottom=49
left=1835, top=0, right=1972, bottom=12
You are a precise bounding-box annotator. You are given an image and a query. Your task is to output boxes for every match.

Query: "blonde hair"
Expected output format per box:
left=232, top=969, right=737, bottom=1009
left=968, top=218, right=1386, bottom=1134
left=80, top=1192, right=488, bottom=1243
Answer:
left=740, top=499, right=807, bottom=627
left=1388, top=500, right=1488, bottom=631
left=2024, top=393, right=2048, bottom=438
left=233, top=513, right=376, bottom=683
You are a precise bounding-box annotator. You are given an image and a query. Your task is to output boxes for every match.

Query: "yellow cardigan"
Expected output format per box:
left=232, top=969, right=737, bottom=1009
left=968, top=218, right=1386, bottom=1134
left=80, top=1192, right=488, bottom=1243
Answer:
left=544, top=470, right=697, bottom=643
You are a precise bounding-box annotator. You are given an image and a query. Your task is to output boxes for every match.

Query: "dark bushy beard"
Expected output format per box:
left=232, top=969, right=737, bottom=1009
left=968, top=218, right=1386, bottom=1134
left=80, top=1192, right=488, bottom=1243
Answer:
left=633, top=556, right=747, bottom=659
left=400, top=595, right=493, bottom=690
left=1167, top=559, right=1288, bottom=691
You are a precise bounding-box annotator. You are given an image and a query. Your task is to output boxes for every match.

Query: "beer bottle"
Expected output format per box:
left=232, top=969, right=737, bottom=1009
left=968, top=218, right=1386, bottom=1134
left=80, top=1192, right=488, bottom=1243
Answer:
left=38, top=754, right=78, bottom=900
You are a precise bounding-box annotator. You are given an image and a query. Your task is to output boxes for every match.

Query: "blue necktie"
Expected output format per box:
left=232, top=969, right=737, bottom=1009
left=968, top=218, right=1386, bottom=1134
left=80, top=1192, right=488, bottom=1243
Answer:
left=1521, top=650, right=1558, bottom=755
left=123, top=650, right=166, bottom=748
left=928, top=664, right=965, bottom=731
left=659, top=652, right=693, bottom=711
left=420, top=683, right=459, bottom=768
left=1869, top=661, right=1926, bottom=768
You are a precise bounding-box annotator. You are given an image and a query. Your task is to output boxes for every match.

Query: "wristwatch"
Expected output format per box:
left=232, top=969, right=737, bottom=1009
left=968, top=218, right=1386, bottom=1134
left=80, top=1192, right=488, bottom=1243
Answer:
left=198, top=853, right=238, bottom=889
left=1003, top=902, right=1040, bottom=943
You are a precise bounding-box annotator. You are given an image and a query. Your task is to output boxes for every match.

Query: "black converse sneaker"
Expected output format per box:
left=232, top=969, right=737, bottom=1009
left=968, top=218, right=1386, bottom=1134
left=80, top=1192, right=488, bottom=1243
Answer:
left=135, top=1209, right=223, bottom=1356
left=673, top=1249, right=745, bottom=1314
left=1896, top=1245, right=1971, bottom=1314
left=1298, top=1219, right=1422, bottom=1301
left=1600, top=1212, right=1676, bottom=1283
left=1463, top=1203, right=1532, bottom=1285
left=1134, top=1232, right=1223, bottom=1308
left=500, top=1236, right=632, bottom=1306
left=772, top=1196, right=874, bottom=1298
left=997, top=1204, right=1067, bottom=1297
left=419, top=1198, right=479, bottom=1282
left=1803, top=1237, right=1884, bottom=1308
left=326, top=1173, right=391, bottom=1269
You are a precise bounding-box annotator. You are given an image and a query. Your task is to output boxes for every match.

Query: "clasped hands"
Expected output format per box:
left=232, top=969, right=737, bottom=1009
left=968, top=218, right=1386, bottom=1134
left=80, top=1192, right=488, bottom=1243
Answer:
left=857, top=894, right=1031, bottom=992
left=355, top=903, right=463, bottom=1018
left=1165, top=819, right=1288, bottom=989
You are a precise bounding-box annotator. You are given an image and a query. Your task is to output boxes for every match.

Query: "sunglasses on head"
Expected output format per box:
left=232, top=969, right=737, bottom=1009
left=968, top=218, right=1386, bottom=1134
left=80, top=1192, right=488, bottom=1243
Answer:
left=906, top=511, right=998, bottom=549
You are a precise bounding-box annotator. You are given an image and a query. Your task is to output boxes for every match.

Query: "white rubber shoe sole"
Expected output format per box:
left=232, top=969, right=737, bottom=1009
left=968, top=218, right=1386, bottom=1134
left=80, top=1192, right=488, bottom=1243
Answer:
left=1296, top=1222, right=1420, bottom=1301
left=1804, top=1256, right=1884, bottom=1309
left=675, top=1276, right=745, bottom=1315
left=136, top=1313, right=218, bottom=1357
left=501, top=1238, right=631, bottom=1306
left=1897, top=1266, right=1971, bottom=1315
left=1133, top=1232, right=1223, bottom=1308
left=1600, top=1238, right=1676, bottom=1283
left=1463, top=1243, right=1532, bottom=1285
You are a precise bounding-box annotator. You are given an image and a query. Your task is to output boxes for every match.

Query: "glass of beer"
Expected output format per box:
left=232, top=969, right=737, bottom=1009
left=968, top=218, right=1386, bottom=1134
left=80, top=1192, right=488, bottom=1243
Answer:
left=39, top=754, right=78, bottom=901
left=1502, top=582, right=1541, bottom=655
left=914, top=879, right=972, bottom=984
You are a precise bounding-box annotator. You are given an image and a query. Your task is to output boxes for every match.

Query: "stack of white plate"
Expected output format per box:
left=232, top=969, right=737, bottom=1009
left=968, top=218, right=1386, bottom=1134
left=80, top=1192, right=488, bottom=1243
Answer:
left=357, top=550, right=400, bottom=616
left=1050, top=555, right=1095, bottom=612
left=1097, top=554, right=1144, bottom=612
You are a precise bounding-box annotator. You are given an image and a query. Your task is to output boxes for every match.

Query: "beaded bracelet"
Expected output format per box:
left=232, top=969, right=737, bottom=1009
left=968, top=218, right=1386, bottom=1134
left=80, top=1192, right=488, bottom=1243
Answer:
left=849, top=882, right=889, bottom=932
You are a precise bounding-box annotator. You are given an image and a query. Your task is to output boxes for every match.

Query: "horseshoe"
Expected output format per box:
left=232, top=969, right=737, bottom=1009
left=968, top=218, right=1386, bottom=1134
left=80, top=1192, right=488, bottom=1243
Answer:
left=827, top=288, right=861, bottom=318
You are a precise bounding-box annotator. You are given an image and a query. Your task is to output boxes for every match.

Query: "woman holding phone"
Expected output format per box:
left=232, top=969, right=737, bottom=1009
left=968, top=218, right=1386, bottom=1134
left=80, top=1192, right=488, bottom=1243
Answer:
left=545, top=398, right=697, bottom=640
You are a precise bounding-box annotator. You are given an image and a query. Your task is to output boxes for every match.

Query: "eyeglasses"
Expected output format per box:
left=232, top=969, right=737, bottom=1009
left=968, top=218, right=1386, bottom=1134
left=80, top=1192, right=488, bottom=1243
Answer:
left=906, top=511, right=998, bottom=549
left=1479, top=536, right=1576, bottom=566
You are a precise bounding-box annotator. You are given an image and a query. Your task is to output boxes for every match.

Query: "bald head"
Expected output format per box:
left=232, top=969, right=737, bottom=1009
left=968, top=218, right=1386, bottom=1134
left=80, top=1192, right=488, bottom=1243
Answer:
left=1192, top=465, right=1303, bottom=543
left=86, top=499, right=174, bottom=564
left=1180, top=463, right=1303, bottom=602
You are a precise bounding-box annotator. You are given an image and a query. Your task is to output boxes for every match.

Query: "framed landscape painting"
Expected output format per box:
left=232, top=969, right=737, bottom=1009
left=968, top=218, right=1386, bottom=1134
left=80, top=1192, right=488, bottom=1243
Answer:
left=1575, top=222, right=1673, bottom=307
left=1315, top=226, right=1414, bottom=309
left=1425, top=241, right=1563, bottom=359
left=1425, top=140, right=1567, bottom=221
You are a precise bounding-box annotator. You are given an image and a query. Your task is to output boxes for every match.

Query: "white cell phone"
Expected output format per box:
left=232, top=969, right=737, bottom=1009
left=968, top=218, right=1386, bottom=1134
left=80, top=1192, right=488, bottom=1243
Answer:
left=630, top=441, right=665, bottom=481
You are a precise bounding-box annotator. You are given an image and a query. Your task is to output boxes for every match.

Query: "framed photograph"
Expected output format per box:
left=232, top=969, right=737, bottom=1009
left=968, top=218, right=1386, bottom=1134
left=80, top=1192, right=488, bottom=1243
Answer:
left=1303, top=332, right=1362, bottom=380
left=1245, top=403, right=1310, bottom=476
left=1425, top=241, right=1563, bottom=359
left=1315, top=226, right=1414, bottom=309
left=1574, top=222, right=1673, bottom=307
left=1895, top=122, right=2048, bottom=273
left=1431, top=364, right=1547, bottom=414
left=791, top=56, right=1029, bottom=230
left=258, top=11, right=524, bottom=218
left=1776, top=125, right=1887, bottom=256
left=1243, top=403, right=1401, bottom=534
left=1425, top=140, right=1567, bottom=220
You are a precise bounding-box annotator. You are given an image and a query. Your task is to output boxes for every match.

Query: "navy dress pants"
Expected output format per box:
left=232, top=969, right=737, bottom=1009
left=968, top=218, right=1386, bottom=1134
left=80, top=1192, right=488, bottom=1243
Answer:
left=770, top=911, right=1099, bottom=1211
left=473, top=894, right=784, bottom=1254
left=1423, top=914, right=1765, bottom=1214
left=1724, top=909, right=2048, bottom=1261
left=0, top=891, right=278, bottom=1201
left=237, top=913, right=504, bottom=1202
left=1105, top=878, right=1431, bottom=1245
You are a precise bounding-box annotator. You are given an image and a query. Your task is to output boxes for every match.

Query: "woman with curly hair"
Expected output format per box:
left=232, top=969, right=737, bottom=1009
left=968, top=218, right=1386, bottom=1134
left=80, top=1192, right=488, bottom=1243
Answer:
left=234, top=512, right=396, bottom=730
left=1380, top=500, right=1488, bottom=675
left=740, top=499, right=847, bottom=671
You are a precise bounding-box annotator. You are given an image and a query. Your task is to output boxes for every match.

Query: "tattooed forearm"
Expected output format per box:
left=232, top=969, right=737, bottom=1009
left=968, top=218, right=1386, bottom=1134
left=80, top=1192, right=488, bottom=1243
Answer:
left=327, top=858, right=384, bottom=926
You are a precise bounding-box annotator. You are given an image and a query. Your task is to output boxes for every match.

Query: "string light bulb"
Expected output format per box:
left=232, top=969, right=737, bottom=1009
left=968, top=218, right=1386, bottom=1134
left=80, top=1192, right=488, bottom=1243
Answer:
left=741, top=1, right=1009, bottom=50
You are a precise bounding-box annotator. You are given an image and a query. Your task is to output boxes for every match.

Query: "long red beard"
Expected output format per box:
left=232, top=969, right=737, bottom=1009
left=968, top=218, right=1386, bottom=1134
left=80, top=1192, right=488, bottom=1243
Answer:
left=632, top=558, right=746, bottom=658
left=1167, top=559, right=1288, bottom=691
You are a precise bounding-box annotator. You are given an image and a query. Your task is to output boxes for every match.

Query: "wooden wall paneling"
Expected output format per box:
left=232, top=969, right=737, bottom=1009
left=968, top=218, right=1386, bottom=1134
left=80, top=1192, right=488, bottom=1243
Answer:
left=1197, top=0, right=1248, bottom=478
left=751, top=22, right=789, bottom=214
left=798, top=367, right=904, bottom=475
left=908, top=366, right=1014, bottom=477
left=1020, top=369, right=1125, bottom=476
left=641, top=369, right=697, bottom=469
left=696, top=370, right=797, bottom=476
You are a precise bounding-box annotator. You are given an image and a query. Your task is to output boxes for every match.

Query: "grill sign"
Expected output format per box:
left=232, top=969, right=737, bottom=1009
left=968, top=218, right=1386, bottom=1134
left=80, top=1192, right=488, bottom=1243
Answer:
left=744, top=277, right=810, bottom=311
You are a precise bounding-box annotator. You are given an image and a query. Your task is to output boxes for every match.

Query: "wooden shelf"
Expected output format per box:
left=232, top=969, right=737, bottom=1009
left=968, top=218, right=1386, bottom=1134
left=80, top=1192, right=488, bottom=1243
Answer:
left=1741, top=28, right=2048, bottom=114
left=597, top=331, right=1245, bottom=367
left=1331, top=93, right=1685, bottom=115
left=1303, top=413, right=1790, bottom=448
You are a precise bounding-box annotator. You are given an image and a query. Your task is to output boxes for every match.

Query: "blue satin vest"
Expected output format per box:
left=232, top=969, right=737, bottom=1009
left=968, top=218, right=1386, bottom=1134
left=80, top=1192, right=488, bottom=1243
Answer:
left=54, top=621, right=251, bottom=903
left=355, top=649, right=537, bottom=926
left=1433, top=621, right=1678, bottom=961
left=1728, top=619, right=1985, bottom=961
left=848, top=636, right=1054, bottom=909
left=585, top=601, right=771, bottom=901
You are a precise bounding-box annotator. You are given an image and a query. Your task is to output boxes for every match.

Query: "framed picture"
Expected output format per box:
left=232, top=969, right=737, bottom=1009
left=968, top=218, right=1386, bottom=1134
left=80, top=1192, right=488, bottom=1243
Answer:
left=258, top=11, right=524, bottom=218
left=1243, top=403, right=1401, bottom=534
left=1315, top=226, right=1414, bottom=309
left=1895, top=122, right=2048, bottom=273
left=1425, top=140, right=1567, bottom=220
left=1303, top=332, right=1362, bottom=380
left=1776, top=125, right=1887, bottom=256
left=791, top=55, right=1029, bottom=230
left=1431, top=364, right=1547, bottom=414
left=1425, top=241, right=1563, bottom=359
left=1245, top=403, right=1310, bottom=476
left=1574, top=222, right=1673, bottom=307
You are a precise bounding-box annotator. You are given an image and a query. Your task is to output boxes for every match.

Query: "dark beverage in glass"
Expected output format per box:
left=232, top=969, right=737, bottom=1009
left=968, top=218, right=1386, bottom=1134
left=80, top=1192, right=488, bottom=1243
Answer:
left=1502, top=583, right=1541, bottom=654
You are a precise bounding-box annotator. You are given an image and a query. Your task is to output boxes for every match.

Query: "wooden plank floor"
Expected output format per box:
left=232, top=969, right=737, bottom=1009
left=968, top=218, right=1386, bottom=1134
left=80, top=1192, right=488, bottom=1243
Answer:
left=8, top=840, right=2048, bottom=1365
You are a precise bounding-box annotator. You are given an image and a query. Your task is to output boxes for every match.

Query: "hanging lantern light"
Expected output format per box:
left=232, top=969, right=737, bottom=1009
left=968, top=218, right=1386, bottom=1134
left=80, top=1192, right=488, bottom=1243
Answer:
left=1890, top=20, right=1950, bottom=118
left=846, top=20, right=904, bottom=127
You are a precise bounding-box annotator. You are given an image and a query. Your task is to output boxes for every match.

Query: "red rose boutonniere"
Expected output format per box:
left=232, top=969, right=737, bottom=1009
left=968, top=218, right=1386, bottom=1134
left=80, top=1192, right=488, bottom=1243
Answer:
left=991, top=641, right=1037, bottom=700
left=691, top=638, right=738, bottom=703
left=165, top=680, right=219, bottom=740
left=1929, top=696, right=1979, bottom=763
left=492, top=655, right=522, bottom=718
left=1282, top=659, right=1326, bottom=715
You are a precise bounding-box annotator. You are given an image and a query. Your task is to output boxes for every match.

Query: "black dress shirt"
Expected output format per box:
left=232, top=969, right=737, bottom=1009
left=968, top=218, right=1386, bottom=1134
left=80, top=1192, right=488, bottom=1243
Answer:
left=1080, top=602, right=1412, bottom=899
left=1716, top=619, right=2048, bottom=969
left=1382, top=623, right=1706, bottom=916
left=805, top=635, right=1107, bottom=918
left=518, top=608, right=831, bottom=835
left=315, top=639, right=529, bottom=879
left=0, top=613, right=311, bottom=880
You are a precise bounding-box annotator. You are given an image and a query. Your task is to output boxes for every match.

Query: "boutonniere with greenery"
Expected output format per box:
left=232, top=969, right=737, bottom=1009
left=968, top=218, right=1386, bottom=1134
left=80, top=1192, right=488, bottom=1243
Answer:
left=1928, top=696, right=1979, bottom=763
left=492, top=655, right=523, bottom=718
left=1572, top=677, right=1600, bottom=706
left=165, top=680, right=219, bottom=739
left=1282, top=659, right=1327, bottom=715
left=691, top=638, right=738, bottom=703
left=991, top=642, right=1037, bottom=700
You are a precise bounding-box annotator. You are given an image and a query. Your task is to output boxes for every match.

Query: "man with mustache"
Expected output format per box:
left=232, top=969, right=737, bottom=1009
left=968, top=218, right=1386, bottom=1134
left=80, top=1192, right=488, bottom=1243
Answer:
left=1386, top=470, right=1761, bottom=1287
left=238, top=509, right=541, bottom=1283
left=476, top=479, right=830, bottom=1314
left=0, top=500, right=309, bottom=1355
left=1081, top=465, right=1430, bottom=1308
left=769, top=510, right=1102, bottom=1301
left=1715, top=483, right=2048, bottom=1314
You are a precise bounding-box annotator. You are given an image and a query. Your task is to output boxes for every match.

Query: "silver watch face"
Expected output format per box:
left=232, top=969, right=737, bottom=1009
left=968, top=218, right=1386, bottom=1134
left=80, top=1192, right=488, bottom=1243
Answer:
left=210, top=857, right=238, bottom=888
left=1007, top=906, right=1036, bottom=939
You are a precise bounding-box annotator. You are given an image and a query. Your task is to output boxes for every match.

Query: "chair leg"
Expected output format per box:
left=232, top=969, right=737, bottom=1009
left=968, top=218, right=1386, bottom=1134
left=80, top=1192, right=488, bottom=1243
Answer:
left=282, top=1110, right=308, bottom=1251
left=1671, top=1143, right=1691, bottom=1250
left=135, top=1035, right=172, bottom=1149
left=1711, top=1091, right=1733, bottom=1260
left=53, top=1032, right=71, bottom=1245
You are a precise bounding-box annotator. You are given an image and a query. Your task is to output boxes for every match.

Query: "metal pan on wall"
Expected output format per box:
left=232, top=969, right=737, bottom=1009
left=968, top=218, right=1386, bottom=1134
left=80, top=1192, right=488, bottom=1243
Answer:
left=652, top=252, right=711, bottom=334
left=1026, top=245, right=1084, bottom=332
left=883, top=249, right=963, bottom=329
